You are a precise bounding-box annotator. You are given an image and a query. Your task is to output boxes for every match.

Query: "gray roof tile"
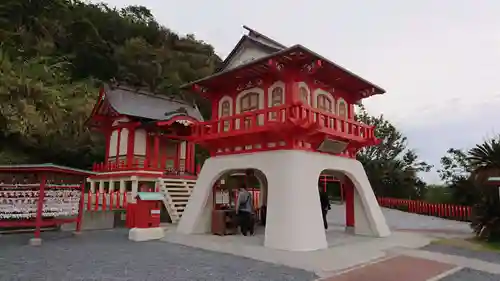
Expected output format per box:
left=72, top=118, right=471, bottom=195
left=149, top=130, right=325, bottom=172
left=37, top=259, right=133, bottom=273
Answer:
left=104, top=84, right=204, bottom=121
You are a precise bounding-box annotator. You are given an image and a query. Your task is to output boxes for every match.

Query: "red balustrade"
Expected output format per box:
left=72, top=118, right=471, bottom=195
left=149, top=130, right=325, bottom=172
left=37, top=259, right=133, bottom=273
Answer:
left=377, top=197, right=472, bottom=222
left=92, top=158, right=163, bottom=172
left=192, top=104, right=376, bottom=142
left=92, top=157, right=195, bottom=174
left=85, top=191, right=128, bottom=212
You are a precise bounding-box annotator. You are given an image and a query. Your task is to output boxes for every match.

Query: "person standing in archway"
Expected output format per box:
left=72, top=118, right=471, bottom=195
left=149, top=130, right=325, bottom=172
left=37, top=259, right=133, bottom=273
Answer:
left=236, top=183, right=254, bottom=236
left=319, top=183, right=331, bottom=230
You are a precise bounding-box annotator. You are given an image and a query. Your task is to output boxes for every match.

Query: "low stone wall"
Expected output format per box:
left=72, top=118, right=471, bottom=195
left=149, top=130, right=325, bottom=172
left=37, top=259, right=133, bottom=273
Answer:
left=61, top=211, right=120, bottom=231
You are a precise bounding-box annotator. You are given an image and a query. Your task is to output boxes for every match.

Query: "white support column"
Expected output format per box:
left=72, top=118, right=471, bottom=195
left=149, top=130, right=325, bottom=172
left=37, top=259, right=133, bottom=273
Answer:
left=98, top=180, right=105, bottom=194
left=109, top=180, right=115, bottom=193
left=178, top=150, right=390, bottom=252
left=119, top=180, right=126, bottom=193
left=131, top=176, right=139, bottom=203
left=89, top=180, right=96, bottom=194
left=119, top=179, right=126, bottom=207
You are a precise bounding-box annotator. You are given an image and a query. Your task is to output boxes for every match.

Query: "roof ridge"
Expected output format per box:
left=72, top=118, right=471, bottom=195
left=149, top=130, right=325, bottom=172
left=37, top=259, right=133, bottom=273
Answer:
left=108, top=83, right=194, bottom=106
left=242, top=25, right=287, bottom=49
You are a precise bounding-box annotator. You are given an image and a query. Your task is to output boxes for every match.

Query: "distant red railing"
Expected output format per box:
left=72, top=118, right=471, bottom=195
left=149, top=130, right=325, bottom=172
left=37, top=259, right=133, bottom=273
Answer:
left=192, top=104, right=376, bottom=142
left=377, top=197, right=473, bottom=222
left=92, top=157, right=201, bottom=174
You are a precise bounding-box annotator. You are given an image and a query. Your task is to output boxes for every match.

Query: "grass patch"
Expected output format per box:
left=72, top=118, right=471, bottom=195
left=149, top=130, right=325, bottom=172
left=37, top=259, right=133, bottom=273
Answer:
left=432, top=237, right=500, bottom=253
left=467, top=238, right=500, bottom=252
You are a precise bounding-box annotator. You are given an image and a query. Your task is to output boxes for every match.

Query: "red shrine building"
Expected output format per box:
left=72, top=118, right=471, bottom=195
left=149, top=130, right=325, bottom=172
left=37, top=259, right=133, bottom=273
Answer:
left=86, top=84, right=202, bottom=222
left=177, top=26, right=391, bottom=251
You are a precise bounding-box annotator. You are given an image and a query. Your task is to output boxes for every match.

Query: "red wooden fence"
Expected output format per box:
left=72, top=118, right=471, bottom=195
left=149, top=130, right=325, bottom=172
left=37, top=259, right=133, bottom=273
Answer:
left=85, top=191, right=128, bottom=212
left=377, top=197, right=472, bottom=222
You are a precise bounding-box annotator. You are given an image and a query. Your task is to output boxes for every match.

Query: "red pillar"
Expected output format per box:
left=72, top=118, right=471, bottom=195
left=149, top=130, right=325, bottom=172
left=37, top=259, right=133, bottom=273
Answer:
left=115, top=128, right=122, bottom=166
left=184, top=142, right=190, bottom=173
left=104, top=129, right=111, bottom=163
left=344, top=178, right=355, bottom=228
left=144, top=133, right=151, bottom=168
left=188, top=143, right=195, bottom=173
left=153, top=133, right=160, bottom=169
left=126, top=127, right=135, bottom=168
left=34, top=174, right=47, bottom=240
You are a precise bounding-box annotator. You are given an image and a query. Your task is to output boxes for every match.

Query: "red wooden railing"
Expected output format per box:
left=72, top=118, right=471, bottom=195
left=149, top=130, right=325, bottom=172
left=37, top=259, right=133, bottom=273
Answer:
left=192, top=104, right=376, bottom=142
left=377, top=197, right=473, bottom=222
left=85, top=191, right=128, bottom=212
left=92, top=157, right=201, bottom=174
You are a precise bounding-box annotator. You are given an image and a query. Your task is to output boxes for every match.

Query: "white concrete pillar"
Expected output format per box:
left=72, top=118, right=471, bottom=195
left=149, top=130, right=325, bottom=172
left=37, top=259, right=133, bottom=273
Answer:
left=89, top=180, right=96, bottom=193
left=119, top=179, right=126, bottom=207
left=177, top=150, right=391, bottom=252
left=131, top=176, right=138, bottom=203
left=98, top=180, right=105, bottom=193
left=119, top=180, right=126, bottom=193
left=109, top=180, right=115, bottom=193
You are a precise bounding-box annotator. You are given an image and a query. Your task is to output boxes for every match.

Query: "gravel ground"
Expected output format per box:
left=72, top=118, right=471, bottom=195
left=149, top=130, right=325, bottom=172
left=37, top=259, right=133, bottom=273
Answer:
left=0, top=230, right=317, bottom=281
left=421, top=243, right=500, bottom=264
left=439, top=268, right=500, bottom=281
left=327, top=205, right=472, bottom=233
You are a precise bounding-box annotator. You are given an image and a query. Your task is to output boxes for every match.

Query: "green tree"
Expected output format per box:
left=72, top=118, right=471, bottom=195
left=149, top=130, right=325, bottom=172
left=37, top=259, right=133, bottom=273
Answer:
left=0, top=0, right=221, bottom=169
left=437, top=148, right=477, bottom=206
left=467, top=136, right=500, bottom=242
left=355, top=106, right=432, bottom=199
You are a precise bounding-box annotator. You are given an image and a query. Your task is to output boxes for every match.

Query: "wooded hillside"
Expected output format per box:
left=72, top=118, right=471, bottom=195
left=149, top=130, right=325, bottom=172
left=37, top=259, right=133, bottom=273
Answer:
left=0, top=0, right=221, bottom=169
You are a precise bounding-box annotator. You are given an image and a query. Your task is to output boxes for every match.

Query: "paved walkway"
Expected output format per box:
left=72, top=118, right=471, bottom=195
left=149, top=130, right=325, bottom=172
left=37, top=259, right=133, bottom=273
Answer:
left=0, top=229, right=317, bottom=281
left=321, top=248, right=500, bottom=281
left=327, top=205, right=471, bottom=234
left=1, top=206, right=497, bottom=281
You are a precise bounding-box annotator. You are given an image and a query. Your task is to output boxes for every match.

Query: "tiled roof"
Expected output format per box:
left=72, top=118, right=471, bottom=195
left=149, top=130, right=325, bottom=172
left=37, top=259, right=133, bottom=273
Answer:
left=104, top=84, right=204, bottom=121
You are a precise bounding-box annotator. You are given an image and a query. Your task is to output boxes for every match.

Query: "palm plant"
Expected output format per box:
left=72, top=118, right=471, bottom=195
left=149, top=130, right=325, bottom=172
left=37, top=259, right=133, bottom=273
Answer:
left=467, top=136, right=500, bottom=242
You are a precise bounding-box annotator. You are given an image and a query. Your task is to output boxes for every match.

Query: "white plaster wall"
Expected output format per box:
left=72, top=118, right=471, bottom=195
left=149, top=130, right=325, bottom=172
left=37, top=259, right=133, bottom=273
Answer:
left=177, top=150, right=390, bottom=252
left=134, top=129, right=147, bottom=156
left=119, top=128, right=128, bottom=155
left=109, top=130, right=118, bottom=157
left=180, top=141, right=187, bottom=159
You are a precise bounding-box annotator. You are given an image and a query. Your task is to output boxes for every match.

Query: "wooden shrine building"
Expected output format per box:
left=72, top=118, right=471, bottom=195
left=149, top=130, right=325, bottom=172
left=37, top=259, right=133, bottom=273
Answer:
left=86, top=84, right=202, bottom=222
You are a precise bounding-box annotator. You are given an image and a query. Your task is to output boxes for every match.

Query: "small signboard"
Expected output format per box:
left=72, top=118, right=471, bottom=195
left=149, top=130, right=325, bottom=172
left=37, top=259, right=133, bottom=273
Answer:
left=136, top=192, right=164, bottom=201
left=486, top=177, right=500, bottom=200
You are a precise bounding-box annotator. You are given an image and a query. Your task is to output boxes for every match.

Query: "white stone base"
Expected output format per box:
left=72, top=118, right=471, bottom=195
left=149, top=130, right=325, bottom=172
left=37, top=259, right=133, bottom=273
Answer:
left=177, top=150, right=390, bottom=252
left=29, top=238, right=42, bottom=246
left=128, top=227, right=165, bottom=242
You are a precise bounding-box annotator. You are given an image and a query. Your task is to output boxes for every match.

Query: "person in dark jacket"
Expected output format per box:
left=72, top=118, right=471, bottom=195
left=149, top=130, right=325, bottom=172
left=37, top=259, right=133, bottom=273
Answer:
left=236, top=184, right=254, bottom=236
left=318, top=184, right=331, bottom=230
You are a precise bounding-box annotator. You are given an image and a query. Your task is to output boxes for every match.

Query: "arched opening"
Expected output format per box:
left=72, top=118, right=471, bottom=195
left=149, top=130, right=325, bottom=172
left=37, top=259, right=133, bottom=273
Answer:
left=299, top=85, right=310, bottom=105
left=318, top=169, right=355, bottom=232
left=240, top=92, right=260, bottom=128
left=211, top=168, right=268, bottom=237
left=269, top=86, right=284, bottom=120
left=221, top=100, right=231, bottom=131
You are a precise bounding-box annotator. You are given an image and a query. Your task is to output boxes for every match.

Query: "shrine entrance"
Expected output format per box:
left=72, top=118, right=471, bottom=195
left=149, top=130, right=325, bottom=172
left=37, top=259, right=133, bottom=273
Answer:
left=318, top=169, right=355, bottom=230
left=211, top=168, right=267, bottom=236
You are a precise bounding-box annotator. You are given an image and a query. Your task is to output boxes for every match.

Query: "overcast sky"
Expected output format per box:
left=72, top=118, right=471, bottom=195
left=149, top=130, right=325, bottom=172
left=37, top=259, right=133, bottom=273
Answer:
left=98, top=0, right=500, bottom=183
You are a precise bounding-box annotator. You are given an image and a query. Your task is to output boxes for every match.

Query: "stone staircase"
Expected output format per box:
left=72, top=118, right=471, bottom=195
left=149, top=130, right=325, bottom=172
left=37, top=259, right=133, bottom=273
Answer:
left=158, top=178, right=196, bottom=223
